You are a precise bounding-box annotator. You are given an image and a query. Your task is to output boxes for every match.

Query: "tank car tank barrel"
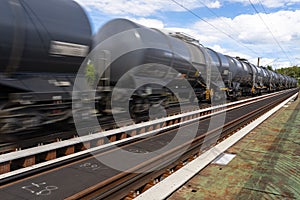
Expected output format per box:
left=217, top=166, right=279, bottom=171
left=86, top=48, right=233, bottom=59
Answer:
left=0, top=0, right=92, bottom=75
left=4, top=0, right=25, bottom=77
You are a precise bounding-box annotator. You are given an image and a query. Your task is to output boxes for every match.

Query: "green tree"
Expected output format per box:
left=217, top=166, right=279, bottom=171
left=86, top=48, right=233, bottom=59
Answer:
left=277, top=65, right=300, bottom=85
left=85, top=63, right=96, bottom=88
left=266, top=65, right=274, bottom=71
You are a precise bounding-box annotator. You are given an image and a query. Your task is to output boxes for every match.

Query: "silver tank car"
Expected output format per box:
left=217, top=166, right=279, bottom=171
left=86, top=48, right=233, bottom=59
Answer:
left=93, top=18, right=210, bottom=83
left=260, top=67, right=271, bottom=88
left=226, top=56, right=252, bottom=86
left=93, top=18, right=297, bottom=100
left=0, top=0, right=93, bottom=135
left=205, top=48, right=230, bottom=86
left=93, top=18, right=222, bottom=101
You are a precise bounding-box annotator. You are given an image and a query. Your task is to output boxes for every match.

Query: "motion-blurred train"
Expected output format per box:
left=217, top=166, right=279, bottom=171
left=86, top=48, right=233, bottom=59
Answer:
left=0, top=0, right=297, bottom=135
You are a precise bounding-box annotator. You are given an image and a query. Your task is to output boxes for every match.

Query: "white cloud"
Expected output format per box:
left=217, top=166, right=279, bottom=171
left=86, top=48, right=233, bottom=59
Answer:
left=75, top=0, right=159, bottom=16
left=75, top=0, right=184, bottom=16
left=75, top=0, right=225, bottom=17
left=127, top=17, right=165, bottom=29
left=76, top=0, right=300, bottom=16
left=74, top=0, right=300, bottom=67
left=207, top=1, right=222, bottom=8
left=210, top=44, right=251, bottom=58
left=183, top=10, right=300, bottom=67
left=192, top=10, right=300, bottom=44
left=226, top=0, right=300, bottom=8
left=120, top=9, right=300, bottom=67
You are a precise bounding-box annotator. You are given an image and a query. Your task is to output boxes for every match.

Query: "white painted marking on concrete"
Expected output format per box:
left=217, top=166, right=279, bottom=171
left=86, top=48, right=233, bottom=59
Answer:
left=212, top=153, right=236, bottom=165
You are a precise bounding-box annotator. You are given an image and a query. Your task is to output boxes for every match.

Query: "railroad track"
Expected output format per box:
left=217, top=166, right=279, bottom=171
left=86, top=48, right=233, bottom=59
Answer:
left=65, top=89, right=298, bottom=199
left=0, top=89, right=298, bottom=200
left=0, top=95, right=248, bottom=154
left=0, top=103, right=200, bottom=154
left=0, top=90, right=291, bottom=175
left=0, top=93, right=278, bottom=154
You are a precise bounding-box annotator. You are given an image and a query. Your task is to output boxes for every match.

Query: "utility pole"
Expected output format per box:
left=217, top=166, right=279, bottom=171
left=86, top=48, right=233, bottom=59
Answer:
left=257, top=57, right=261, bottom=67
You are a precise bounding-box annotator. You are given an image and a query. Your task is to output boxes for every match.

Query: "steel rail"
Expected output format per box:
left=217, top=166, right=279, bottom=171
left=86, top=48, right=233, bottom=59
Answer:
left=0, top=89, right=296, bottom=200
left=136, top=91, right=299, bottom=200
left=66, top=89, right=297, bottom=199
left=0, top=89, right=296, bottom=177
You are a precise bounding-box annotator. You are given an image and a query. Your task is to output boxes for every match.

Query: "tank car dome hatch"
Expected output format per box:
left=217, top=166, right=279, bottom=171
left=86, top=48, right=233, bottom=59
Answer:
left=0, top=0, right=92, bottom=75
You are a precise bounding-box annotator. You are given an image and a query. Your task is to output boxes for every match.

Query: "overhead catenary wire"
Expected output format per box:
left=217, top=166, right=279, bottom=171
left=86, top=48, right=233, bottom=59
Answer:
left=169, top=0, right=260, bottom=57
left=196, top=0, right=267, bottom=59
left=248, top=0, right=294, bottom=65
left=257, top=0, right=268, bottom=14
left=196, top=0, right=239, bottom=34
left=256, top=0, right=297, bottom=66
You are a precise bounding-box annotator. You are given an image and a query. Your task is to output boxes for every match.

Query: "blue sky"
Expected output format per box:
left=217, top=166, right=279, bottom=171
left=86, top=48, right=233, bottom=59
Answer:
left=75, top=0, right=300, bottom=68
